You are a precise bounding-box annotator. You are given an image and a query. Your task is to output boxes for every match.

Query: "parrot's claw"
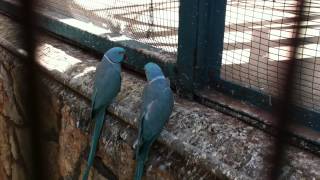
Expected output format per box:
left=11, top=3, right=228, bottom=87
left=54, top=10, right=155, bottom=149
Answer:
left=133, top=139, right=139, bottom=150
left=132, top=139, right=139, bottom=160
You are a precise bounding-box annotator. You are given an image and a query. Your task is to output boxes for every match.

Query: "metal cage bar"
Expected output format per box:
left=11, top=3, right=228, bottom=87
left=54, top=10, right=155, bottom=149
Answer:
left=18, top=0, right=43, bottom=179
left=177, top=0, right=227, bottom=94
left=269, top=0, right=307, bottom=178
left=176, top=0, right=199, bottom=94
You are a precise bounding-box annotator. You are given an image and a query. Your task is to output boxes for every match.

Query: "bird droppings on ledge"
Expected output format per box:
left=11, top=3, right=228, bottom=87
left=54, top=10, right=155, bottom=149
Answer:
left=0, top=14, right=320, bottom=179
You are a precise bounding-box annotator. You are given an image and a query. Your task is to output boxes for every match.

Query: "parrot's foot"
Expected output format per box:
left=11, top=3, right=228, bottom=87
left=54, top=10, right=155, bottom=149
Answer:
left=133, top=139, right=138, bottom=149
left=132, top=139, right=139, bottom=160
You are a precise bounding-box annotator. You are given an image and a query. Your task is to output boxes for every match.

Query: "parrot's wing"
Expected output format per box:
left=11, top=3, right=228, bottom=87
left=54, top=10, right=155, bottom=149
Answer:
left=135, top=100, right=161, bottom=160
left=143, top=99, right=167, bottom=141
left=135, top=110, right=146, bottom=159
left=91, top=64, right=121, bottom=118
left=135, top=98, right=158, bottom=155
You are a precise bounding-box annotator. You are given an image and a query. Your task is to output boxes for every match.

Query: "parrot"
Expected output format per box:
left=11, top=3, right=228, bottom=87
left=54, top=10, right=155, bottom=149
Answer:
left=134, top=62, right=174, bottom=180
left=82, top=47, right=126, bottom=180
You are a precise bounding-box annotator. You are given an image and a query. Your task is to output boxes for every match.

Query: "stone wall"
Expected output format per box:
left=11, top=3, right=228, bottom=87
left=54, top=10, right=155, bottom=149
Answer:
left=0, top=44, right=31, bottom=180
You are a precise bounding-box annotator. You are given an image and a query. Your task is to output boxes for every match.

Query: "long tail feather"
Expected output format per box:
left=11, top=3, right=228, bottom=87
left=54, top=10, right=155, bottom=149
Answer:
left=134, top=158, right=145, bottom=180
left=82, top=110, right=105, bottom=180
left=134, top=141, right=152, bottom=180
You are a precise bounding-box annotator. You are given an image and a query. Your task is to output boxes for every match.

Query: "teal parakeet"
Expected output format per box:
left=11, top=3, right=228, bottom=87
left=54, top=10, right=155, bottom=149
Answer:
left=82, top=47, right=126, bottom=180
left=134, top=62, right=174, bottom=180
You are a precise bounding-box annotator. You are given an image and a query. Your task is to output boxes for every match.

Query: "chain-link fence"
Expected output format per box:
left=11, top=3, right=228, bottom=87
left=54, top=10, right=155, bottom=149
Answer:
left=221, top=0, right=320, bottom=112
left=39, top=0, right=179, bottom=55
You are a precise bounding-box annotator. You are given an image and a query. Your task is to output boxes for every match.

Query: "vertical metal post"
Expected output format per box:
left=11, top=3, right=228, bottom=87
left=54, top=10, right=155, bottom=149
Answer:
left=176, top=0, right=199, bottom=96
left=269, top=0, right=306, bottom=179
left=177, top=0, right=227, bottom=96
left=195, top=0, right=227, bottom=87
left=19, top=0, right=43, bottom=179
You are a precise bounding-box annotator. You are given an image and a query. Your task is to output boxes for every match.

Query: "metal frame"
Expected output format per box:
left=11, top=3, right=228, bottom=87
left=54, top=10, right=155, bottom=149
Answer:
left=177, top=0, right=227, bottom=93
left=213, top=79, right=320, bottom=131
left=194, top=0, right=320, bottom=132
left=176, top=0, right=199, bottom=95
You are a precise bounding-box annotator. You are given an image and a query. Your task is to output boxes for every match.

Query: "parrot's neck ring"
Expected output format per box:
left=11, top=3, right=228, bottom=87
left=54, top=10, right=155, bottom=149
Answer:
left=104, top=55, right=116, bottom=64
left=149, top=75, right=165, bottom=84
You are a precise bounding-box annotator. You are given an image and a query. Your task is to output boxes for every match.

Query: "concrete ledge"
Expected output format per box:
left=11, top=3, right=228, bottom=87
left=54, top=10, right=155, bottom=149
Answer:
left=1, top=14, right=320, bottom=179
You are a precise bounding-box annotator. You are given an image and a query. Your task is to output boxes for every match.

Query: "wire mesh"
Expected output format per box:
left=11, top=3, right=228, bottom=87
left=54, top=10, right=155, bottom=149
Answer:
left=294, top=0, right=320, bottom=112
left=221, top=0, right=320, bottom=113
left=39, top=0, right=179, bottom=55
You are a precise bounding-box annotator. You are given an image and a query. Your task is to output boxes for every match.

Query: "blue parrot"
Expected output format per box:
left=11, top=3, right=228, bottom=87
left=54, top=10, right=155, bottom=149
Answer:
left=134, top=62, right=174, bottom=180
left=82, top=47, right=126, bottom=180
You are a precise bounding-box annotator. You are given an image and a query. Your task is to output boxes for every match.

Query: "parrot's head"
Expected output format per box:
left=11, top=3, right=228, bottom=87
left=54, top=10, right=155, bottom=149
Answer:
left=144, top=62, right=165, bottom=82
left=104, top=47, right=127, bottom=63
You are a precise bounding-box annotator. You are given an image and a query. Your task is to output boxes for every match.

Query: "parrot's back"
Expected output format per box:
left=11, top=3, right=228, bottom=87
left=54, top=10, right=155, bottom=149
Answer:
left=91, top=59, right=121, bottom=119
left=134, top=71, right=174, bottom=180
left=141, top=79, right=173, bottom=140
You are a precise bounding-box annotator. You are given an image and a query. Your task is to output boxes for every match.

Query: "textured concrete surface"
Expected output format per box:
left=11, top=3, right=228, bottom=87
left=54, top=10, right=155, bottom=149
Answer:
left=0, top=39, right=31, bottom=179
left=1, top=14, right=320, bottom=179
